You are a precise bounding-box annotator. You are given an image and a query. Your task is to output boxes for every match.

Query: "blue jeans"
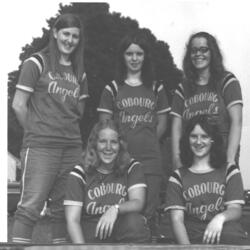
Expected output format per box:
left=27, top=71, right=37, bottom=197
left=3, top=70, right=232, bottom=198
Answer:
left=12, top=146, right=82, bottom=243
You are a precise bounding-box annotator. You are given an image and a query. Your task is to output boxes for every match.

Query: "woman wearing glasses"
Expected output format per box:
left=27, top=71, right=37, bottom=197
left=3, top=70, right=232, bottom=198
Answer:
left=171, top=32, right=243, bottom=170
left=164, top=115, right=249, bottom=245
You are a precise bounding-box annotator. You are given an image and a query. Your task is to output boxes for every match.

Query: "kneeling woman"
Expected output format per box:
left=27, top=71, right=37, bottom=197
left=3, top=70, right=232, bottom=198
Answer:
left=64, top=119, right=150, bottom=243
left=164, top=115, right=249, bottom=245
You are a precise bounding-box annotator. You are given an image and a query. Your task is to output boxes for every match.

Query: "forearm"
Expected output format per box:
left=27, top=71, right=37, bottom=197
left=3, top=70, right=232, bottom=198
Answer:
left=13, top=107, right=28, bottom=129
left=78, top=100, right=85, bottom=117
left=67, top=221, right=85, bottom=243
left=99, top=112, right=112, bottom=122
left=172, top=220, right=190, bottom=244
left=217, top=206, right=242, bottom=223
left=117, top=199, right=144, bottom=214
left=156, top=113, right=167, bottom=140
left=12, top=90, right=30, bottom=130
left=171, top=117, right=182, bottom=169
left=227, top=120, right=242, bottom=164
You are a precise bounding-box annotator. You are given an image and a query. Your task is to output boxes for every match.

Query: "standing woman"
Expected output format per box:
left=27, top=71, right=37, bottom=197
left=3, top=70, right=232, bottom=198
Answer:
left=11, top=14, right=88, bottom=244
left=97, top=32, right=170, bottom=236
left=171, top=31, right=243, bottom=169
left=164, top=115, right=249, bottom=245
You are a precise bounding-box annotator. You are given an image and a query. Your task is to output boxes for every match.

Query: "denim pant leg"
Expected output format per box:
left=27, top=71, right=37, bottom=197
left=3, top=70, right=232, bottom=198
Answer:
left=144, top=174, right=162, bottom=238
left=114, top=213, right=151, bottom=243
left=144, top=174, right=162, bottom=219
left=82, top=217, right=115, bottom=243
left=220, top=221, right=250, bottom=245
left=49, top=146, right=82, bottom=243
left=12, top=147, right=61, bottom=242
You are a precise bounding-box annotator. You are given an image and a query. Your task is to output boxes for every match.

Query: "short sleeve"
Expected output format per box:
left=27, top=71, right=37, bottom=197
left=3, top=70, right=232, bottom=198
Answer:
left=221, top=72, right=243, bottom=109
left=16, top=56, right=42, bottom=93
left=97, top=82, right=117, bottom=114
left=64, top=165, right=87, bottom=206
left=163, top=170, right=186, bottom=212
left=79, top=72, right=89, bottom=101
left=170, top=83, right=184, bottom=118
left=155, top=83, right=171, bottom=114
left=224, top=164, right=245, bottom=206
left=127, top=159, right=146, bottom=192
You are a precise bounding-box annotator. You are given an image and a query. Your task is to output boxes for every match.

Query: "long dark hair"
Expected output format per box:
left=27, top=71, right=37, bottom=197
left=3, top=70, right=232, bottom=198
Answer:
left=82, top=119, right=131, bottom=176
left=115, top=31, right=154, bottom=87
left=43, top=13, right=85, bottom=83
left=183, top=31, right=225, bottom=92
left=180, top=115, right=226, bottom=168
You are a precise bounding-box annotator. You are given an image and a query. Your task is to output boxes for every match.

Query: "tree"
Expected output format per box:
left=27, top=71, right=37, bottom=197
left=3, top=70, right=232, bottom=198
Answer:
left=8, top=2, right=182, bottom=156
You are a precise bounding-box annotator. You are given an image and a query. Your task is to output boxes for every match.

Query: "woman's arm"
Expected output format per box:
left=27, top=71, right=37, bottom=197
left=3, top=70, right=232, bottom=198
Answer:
left=227, top=104, right=242, bottom=164
left=12, top=89, right=31, bottom=129
left=170, top=209, right=190, bottom=244
left=99, top=112, right=112, bottom=122
left=171, top=116, right=183, bottom=169
left=156, top=113, right=167, bottom=140
left=120, top=186, right=146, bottom=213
left=78, top=99, right=86, bottom=117
left=65, top=205, right=85, bottom=243
left=95, top=186, right=146, bottom=240
left=203, top=203, right=242, bottom=244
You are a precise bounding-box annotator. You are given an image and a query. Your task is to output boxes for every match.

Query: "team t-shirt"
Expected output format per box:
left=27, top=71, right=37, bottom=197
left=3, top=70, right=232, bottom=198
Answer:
left=97, top=81, right=170, bottom=174
left=64, top=159, right=146, bottom=218
left=16, top=52, right=89, bottom=147
left=164, top=165, right=245, bottom=221
left=171, top=72, right=242, bottom=138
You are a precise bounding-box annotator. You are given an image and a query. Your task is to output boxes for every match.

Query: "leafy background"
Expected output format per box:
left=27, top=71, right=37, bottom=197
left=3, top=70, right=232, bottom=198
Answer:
left=7, top=2, right=182, bottom=158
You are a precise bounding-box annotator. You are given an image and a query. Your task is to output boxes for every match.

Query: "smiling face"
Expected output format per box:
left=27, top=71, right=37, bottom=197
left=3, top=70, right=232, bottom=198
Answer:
left=124, top=43, right=145, bottom=74
left=189, top=124, right=213, bottom=160
left=53, top=27, right=80, bottom=57
left=190, top=37, right=211, bottom=71
left=97, top=127, right=120, bottom=168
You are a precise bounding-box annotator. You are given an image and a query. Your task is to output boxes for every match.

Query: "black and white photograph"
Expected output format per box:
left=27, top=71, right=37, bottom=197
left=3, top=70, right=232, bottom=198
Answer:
left=2, top=0, right=250, bottom=248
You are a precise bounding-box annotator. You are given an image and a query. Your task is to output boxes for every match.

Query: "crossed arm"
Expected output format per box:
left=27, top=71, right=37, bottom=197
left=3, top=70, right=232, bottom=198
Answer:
left=65, top=186, right=146, bottom=243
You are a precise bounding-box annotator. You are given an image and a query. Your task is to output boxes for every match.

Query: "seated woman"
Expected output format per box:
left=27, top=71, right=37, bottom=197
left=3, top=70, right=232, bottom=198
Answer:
left=164, top=115, right=250, bottom=245
left=64, top=119, right=150, bottom=243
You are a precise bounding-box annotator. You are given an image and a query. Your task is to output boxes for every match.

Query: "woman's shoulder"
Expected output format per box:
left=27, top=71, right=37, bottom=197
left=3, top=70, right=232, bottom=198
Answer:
left=69, top=164, right=88, bottom=182
left=219, top=71, right=238, bottom=86
left=24, top=50, right=49, bottom=73
left=127, top=158, right=142, bottom=174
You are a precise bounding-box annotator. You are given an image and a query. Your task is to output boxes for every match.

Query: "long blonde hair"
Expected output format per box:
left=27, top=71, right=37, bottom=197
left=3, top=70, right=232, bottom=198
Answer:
left=83, top=119, right=131, bottom=176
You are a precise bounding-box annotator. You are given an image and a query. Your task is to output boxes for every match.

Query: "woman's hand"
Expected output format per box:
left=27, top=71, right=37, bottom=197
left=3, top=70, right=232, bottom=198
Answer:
left=95, top=205, right=119, bottom=240
left=203, top=213, right=225, bottom=244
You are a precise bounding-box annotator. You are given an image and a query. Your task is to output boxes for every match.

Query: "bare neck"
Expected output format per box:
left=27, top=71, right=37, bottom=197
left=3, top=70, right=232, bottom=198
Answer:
left=126, top=72, right=142, bottom=86
left=196, top=68, right=210, bottom=86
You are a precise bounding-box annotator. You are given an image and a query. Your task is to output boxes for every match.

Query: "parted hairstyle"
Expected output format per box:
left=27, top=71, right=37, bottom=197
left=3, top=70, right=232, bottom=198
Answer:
left=83, top=119, right=131, bottom=176
left=43, top=13, right=85, bottom=83
left=180, top=115, right=226, bottom=169
left=183, top=31, right=225, bottom=92
left=115, top=31, right=155, bottom=87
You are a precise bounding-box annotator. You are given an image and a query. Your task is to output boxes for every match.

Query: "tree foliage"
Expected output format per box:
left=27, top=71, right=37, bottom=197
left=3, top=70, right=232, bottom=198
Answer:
left=8, top=2, right=182, bottom=157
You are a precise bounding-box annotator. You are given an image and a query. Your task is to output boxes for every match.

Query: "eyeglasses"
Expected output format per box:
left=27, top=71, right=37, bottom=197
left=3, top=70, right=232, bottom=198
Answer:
left=191, top=47, right=210, bottom=55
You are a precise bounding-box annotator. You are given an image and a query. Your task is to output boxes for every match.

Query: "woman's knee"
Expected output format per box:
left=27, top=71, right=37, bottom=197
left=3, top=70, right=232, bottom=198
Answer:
left=115, top=212, right=151, bottom=242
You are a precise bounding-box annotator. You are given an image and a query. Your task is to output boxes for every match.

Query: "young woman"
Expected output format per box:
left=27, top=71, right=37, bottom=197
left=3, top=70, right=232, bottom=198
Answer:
left=11, top=14, right=88, bottom=244
left=97, top=32, right=170, bottom=235
left=171, top=31, right=243, bottom=169
left=164, top=115, right=249, bottom=245
left=64, top=119, right=150, bottom=243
